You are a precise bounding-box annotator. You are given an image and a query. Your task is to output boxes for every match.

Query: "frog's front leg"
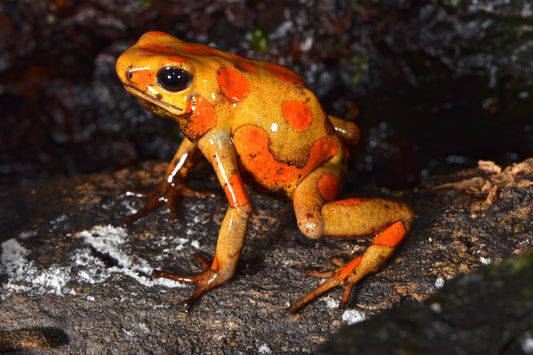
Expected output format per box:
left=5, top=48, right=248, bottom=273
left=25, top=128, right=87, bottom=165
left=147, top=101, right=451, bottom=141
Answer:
left=153, top=202, right=252, bottom=308
left=122, top=137, right=216, bottom=225
left=152, top=132, right=252, bottom=309
left=286, top=168, right=414, bottom=314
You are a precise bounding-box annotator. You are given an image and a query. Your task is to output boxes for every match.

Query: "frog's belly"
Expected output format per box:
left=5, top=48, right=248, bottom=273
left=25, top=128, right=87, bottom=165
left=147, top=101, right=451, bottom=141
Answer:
left=233, top=125, right=338, bottom=196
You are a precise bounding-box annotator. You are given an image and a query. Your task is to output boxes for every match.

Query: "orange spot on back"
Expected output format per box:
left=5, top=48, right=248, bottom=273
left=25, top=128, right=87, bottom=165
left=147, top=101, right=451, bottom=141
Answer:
left=139, top=43, right=177, bottom=56
left=318, top=174, right=339, bottom=202
left=332, top=197, right=371, bottom=206
left=182, top=43, right=219, bottom=56
left=230, top=53, right=246, bottom=60
left=216, top=67, right=250, bottom=103
left=235, top=61, right=257, bottom=72
left=167, top=55, right=188, bottom=63
left=233, top=126, right=338, bottom=193
left=223, top=174, right=249, bottom=208
left=180, top=95, right=217, bottom=140
left=281, top=101, right=313, bottom=131
left=266, top=63, right=306, bottom=86
left=373, top=221, right=406, bottom=248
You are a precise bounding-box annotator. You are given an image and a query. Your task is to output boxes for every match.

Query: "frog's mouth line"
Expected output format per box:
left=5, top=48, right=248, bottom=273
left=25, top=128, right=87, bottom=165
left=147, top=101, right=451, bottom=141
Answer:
left=122, top=84, right=186, bottom=116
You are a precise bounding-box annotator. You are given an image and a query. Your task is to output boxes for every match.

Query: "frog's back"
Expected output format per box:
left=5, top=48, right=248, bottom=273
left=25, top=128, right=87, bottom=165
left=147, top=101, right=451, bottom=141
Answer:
left=220, top=60, right=347, bottom=197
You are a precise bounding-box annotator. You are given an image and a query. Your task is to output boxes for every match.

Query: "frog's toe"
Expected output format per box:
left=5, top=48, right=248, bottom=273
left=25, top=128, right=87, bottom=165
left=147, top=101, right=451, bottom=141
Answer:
left=121, top=178, right=216, bottom=225
left=152, top=254, right=226, bottom=310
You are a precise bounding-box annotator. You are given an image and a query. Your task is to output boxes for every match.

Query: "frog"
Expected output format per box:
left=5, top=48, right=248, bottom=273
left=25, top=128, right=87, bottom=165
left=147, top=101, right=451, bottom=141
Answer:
left=115, top=31, right=415, bottom=314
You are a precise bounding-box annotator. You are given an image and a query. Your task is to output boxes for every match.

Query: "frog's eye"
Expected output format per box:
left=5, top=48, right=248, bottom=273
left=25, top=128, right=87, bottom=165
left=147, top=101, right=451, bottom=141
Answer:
left=157, top=67, right=191, bottom=92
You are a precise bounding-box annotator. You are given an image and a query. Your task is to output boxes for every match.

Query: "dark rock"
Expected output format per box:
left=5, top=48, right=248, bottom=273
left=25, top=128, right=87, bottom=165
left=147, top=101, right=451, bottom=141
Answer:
left=0, top=159, right=531, bottom=352
left=318, top=251, right=533, bottom=355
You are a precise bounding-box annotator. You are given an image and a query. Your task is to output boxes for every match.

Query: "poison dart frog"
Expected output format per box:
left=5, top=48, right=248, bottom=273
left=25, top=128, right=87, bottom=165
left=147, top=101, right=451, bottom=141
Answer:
left=115, top=31, right=415, bottom=314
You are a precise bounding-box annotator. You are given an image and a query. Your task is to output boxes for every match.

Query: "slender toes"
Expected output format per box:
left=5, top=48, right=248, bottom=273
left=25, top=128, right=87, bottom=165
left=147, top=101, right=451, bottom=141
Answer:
left=181, top=186, right=217, bottom=199
left=190, top=253, right=210, bottom=269
left=302, top=267, right=335, bottom=278
left=152, top=269, right=196, bottom=284
left=122, top=189, right=150, bottom=198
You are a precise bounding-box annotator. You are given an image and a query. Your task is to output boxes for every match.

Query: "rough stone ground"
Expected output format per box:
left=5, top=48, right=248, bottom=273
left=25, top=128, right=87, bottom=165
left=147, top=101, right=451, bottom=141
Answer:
left=319, top=251, right=533, bottom=354
left=0, top=159, right=531, bottom=353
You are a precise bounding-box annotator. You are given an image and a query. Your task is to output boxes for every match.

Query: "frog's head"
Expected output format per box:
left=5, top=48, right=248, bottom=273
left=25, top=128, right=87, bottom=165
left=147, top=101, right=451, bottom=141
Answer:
left=116, top=31, right=221, bottom=120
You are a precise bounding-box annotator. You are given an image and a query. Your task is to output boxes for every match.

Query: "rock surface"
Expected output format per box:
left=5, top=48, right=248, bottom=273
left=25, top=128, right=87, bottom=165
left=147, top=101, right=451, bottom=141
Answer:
left=0, top=159, right=531, bottom=353
left=319, top=251, right=533, bottom=354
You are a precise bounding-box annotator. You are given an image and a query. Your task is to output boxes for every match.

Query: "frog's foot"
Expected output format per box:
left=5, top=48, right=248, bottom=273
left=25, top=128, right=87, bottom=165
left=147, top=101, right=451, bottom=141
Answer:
left=285, top=255, right=366, bottom=315
left=152, top=253, right=225, bottom=310
left=302, top=256, right=345, bottom=278
left=286, top=218, right=412, bottom=314
left=121, top=178, right=216, bottom=226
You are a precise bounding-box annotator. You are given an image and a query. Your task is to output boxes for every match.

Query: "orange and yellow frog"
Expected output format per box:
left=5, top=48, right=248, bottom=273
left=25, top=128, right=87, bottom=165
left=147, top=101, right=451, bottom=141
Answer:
left=115, top=31, right=414, bottom=314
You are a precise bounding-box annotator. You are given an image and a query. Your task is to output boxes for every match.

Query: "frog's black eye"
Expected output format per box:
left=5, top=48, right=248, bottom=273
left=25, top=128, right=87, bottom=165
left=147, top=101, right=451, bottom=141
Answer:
left=157, top=67, right=191, bottom=92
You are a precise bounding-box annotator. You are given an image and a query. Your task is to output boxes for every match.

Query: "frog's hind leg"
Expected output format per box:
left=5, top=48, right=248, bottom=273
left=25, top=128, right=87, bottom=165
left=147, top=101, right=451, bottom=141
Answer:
left=287, top=168, right=414, bottom=314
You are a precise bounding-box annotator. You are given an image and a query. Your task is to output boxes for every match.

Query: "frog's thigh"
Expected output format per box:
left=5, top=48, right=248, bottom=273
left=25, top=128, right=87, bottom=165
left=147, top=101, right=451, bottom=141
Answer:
left=292, top=166, right=344, bottom=239
left=293, top=169, right=414, bottom=240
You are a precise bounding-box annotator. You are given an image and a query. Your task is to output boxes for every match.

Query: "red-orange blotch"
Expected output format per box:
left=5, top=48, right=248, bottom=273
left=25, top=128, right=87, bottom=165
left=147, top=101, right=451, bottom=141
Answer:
left=266, top=63, right=306, bottom=86
left=339, top=255, right=362, bottom=279
left=233, top=126, right=338, bottom=192
left=181, top=95, right=217, bottom=140
left=211, top=255, right=219, bottom=271
left=373, top=221, right=406, bottom=248
left=318, top=174, right=339, bottom=202
left=224, top=174, right=249, bottom=208
left=181, top=43, right=219, bottom=56
left=216, top=67, right=250, bottom=103
left=167, top=55, right=188, bottom=63
left=235, top=61, right=257, bottom=72
left=281, top=101, right=313, bottom=131
left=138, top=43, right=177, bottom=56
left=129, top=69, right=153, bottom=90
left=332, top=197, right=371, bottom=206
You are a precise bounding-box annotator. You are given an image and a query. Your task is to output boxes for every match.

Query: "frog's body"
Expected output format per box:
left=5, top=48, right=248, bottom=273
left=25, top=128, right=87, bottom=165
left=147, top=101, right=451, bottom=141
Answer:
left=116, top=31, right=414, bottom=313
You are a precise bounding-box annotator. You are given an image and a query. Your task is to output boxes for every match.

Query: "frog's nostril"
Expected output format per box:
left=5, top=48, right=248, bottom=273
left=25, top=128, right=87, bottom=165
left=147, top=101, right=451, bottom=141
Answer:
left=126, top=71, right=134, bottom=81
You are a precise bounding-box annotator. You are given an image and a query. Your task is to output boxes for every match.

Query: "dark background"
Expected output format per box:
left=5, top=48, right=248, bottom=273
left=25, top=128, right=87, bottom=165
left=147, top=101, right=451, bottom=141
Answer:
left=1, top=0, right=532, bottom=188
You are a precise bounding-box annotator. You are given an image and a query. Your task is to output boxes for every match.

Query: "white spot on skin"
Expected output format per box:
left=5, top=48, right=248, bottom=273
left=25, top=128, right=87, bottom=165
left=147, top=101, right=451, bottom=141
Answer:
left=270, top=123, right=278, bottom=132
